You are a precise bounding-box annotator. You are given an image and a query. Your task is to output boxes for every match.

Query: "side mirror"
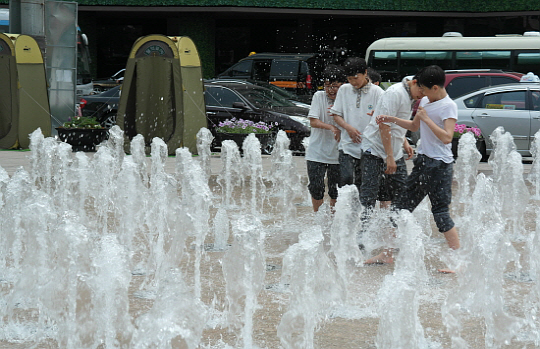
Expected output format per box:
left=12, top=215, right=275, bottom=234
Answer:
left=232, top=102, right=248, bottom=109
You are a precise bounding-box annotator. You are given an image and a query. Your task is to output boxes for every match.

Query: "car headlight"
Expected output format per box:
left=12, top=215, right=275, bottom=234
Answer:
left=288, top=115, right=311, bottom=128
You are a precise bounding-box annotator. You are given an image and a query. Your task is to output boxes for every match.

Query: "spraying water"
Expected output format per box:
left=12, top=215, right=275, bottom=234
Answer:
left=277, top=228, right=346, bottom=349
left=222, top=215, right=266, bottom=349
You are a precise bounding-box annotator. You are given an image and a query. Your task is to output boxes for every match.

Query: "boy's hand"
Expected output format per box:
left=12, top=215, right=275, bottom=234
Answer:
left=376, top=115, right=393, bottom=125
left=404, top=142, right=414, bottom=160
left=416, top=106, right=429, bottom=122
left=346, top=126, right=362, bottom=143
left=331, top=126, right=341, bottom=142
left=385, top=156, right=397, bottom=174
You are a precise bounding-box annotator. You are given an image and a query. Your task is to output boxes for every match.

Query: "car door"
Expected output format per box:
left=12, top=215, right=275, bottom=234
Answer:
left=471, top=88, right=530, bottom=153
left=530, top=88, right=540, bottom=151
left=204, top=85, right=256, bottom=130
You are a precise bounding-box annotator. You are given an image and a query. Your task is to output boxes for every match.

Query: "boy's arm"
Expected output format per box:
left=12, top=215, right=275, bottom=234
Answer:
left=376, top=113, right=420, bottom=132
left=403, top=138, right=414, bottom=160
left=416, top=106, right=455, bottom=144
left=310, top=117, right=341, bottom=142
left=333, top=114, right=362, bottom=143
left=379, top=122, right=396, bottom=174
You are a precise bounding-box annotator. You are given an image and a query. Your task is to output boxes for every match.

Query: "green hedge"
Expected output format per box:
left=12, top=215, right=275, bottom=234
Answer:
left=1, top=0, right=538, bottom=12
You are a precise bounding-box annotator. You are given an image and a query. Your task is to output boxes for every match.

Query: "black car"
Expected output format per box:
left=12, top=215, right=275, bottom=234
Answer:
left=80, top=81, right=311, bottom=152
left=79, top=86, right=120, bottom=128
left=204, top=80, right=310, bottom=152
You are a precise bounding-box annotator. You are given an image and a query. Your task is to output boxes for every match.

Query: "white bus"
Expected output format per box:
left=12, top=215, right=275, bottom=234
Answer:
left=365, top=32, right=540, bottom=84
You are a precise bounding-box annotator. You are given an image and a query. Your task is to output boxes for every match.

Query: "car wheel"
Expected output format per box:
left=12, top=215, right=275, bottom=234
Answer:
left=478, top=139, right=488, bottom=162
left=100, top=112, right=117, bottom=128
left=93, top=86, right=104, bottom=94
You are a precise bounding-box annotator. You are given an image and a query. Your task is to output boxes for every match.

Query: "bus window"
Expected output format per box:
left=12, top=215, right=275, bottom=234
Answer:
left=401, top=51, right=452, bottom=76
left=482, top=51, right=511, bottom=69
left=371, top=51, right=398, bottom=74
left=456, top=51, right=511, bottom=70
left=515, top=52, right=540, bottom=75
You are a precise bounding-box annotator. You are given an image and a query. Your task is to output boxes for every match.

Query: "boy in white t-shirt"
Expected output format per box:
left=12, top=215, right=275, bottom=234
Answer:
left=330, top=57, right=384, bottom=195
left=306, top=65, right=346, bottom=212
left=374, top=65, right=460, bottom=271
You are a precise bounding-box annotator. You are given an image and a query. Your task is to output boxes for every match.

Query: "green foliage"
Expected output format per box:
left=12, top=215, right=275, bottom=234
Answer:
left=62, top=116, right=104, bottom=129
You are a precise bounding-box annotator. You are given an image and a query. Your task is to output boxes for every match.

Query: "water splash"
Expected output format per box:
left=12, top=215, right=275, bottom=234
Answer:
left=329, top=185, right=363, bottom=293
left=222, top=216, right=266, bottom=349
left=196, top=127, right=214, bottom=180
left=242, top=134, right=266, bottom=215
left=217, top=140, right=243, bottom=208
left=442, top=174, right=522, bottom=348
left=277, top=228, right=346, bottom=349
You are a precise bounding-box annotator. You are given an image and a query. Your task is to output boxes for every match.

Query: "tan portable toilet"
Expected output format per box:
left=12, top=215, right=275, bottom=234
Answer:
left=0, top=33, right=51, bottom=149
left=116, top=34, right=206, bottom=155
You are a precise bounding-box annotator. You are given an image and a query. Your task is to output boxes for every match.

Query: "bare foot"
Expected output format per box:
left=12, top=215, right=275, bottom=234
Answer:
left=364, top=251, right=394, bottom=265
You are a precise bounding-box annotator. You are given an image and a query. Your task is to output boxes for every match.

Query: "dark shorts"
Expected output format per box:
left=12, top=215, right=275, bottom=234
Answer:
left=307, top=160, right=340, bottom=200
left=394, top=154, right=455, bottom=233
left=359, top=152, right=408, bottom=211
left=338, top=150, right=362, bottom=195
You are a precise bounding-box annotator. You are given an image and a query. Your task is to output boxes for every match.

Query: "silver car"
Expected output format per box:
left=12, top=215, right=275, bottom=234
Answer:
left=455, top=82, right=540, bottom=157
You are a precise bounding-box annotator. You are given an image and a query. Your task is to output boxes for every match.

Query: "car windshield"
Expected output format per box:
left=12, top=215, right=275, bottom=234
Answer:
left=235, top=87, right=296, bottom=109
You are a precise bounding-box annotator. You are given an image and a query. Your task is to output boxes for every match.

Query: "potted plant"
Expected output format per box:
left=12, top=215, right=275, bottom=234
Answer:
left=215, top=118, right=276, bottom=154
left=452, top=123, right=482, bottom=157
left=55, top=116, right=109, bottom=152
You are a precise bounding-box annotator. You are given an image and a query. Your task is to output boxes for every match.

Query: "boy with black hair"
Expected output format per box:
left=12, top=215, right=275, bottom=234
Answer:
left=371, top=65, right=460, bottom=269
left=306, top=64, right=347, bottom=212
left=367, top=67, right=382, bottom=86
left=330, top=57, right=384, bottom=194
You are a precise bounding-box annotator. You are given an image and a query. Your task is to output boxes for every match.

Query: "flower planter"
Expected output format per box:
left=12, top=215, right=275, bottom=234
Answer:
left=56, top=128, right=109, bottom=152
left=216, top=132, right=275, bottom=154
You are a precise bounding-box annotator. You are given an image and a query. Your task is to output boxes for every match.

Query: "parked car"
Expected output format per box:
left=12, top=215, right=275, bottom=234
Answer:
left=204, top=80, right=310, bottom=152
left=79, top=81, right=311, bottom=152
left=216, top=52, right=328, bottom=103
left=454, top=82, right=540, bottom=158
left=92, top=69, right=125, bottom=93
left=79, top=86, right=120, bottom=128
left=444, top=69, right=523, bottom=99
left=205, top=78, right=311, bottom=109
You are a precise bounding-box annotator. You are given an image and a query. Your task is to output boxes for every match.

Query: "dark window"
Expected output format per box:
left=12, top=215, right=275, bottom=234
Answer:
left=370, top=51, right=398, bottom=80
left=464, top=93, right=483, bottom=108
left=204, top=86, right=242, bottom=108
left=227, top=60, right=253, bottom=78
left=270, top=60, right=299, bottom=79
left=490, top=76, right=519, bottom=86
left=455, top=51, right=511, bottom=70
left=446, top=76, right=487, bottom=99
left=252, top=60, right=271, bottom=81
left=482, top=91, right=527, bottom=110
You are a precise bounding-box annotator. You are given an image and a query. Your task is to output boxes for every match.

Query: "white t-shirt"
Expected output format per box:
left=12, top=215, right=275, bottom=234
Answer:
left=417, top=95, right=458, bottom=163
left=330, top=82, right=384, bottom=159
left=362, top=80, right=413, bottom=160
left=306, top=91, right=339, bottom=164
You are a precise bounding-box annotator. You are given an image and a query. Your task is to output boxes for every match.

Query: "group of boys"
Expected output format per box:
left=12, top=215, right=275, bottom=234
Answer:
left=305, top=58, right=459, bottom=268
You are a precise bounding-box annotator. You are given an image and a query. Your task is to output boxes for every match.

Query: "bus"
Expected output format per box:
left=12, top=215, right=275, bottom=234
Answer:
left=365, top=32, right=540, bottom=84
left=0, top=8, right=93, bottom=95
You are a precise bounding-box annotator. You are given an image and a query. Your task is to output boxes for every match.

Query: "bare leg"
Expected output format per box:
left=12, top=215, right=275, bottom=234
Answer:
left=364, top=248, right=394, bottom=264
left=438, top=227, right=460, bottom=273
left=379, top=200, right=391, bottom=209
left=312, top=197, right=324, bottom=212
left=330, top=198, right=337, bottom=214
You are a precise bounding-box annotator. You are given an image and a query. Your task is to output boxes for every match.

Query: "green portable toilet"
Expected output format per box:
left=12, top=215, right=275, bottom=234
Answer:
left=0, top=33, right=51, bottom=149
left=116, top=34, right=206, bottom=155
